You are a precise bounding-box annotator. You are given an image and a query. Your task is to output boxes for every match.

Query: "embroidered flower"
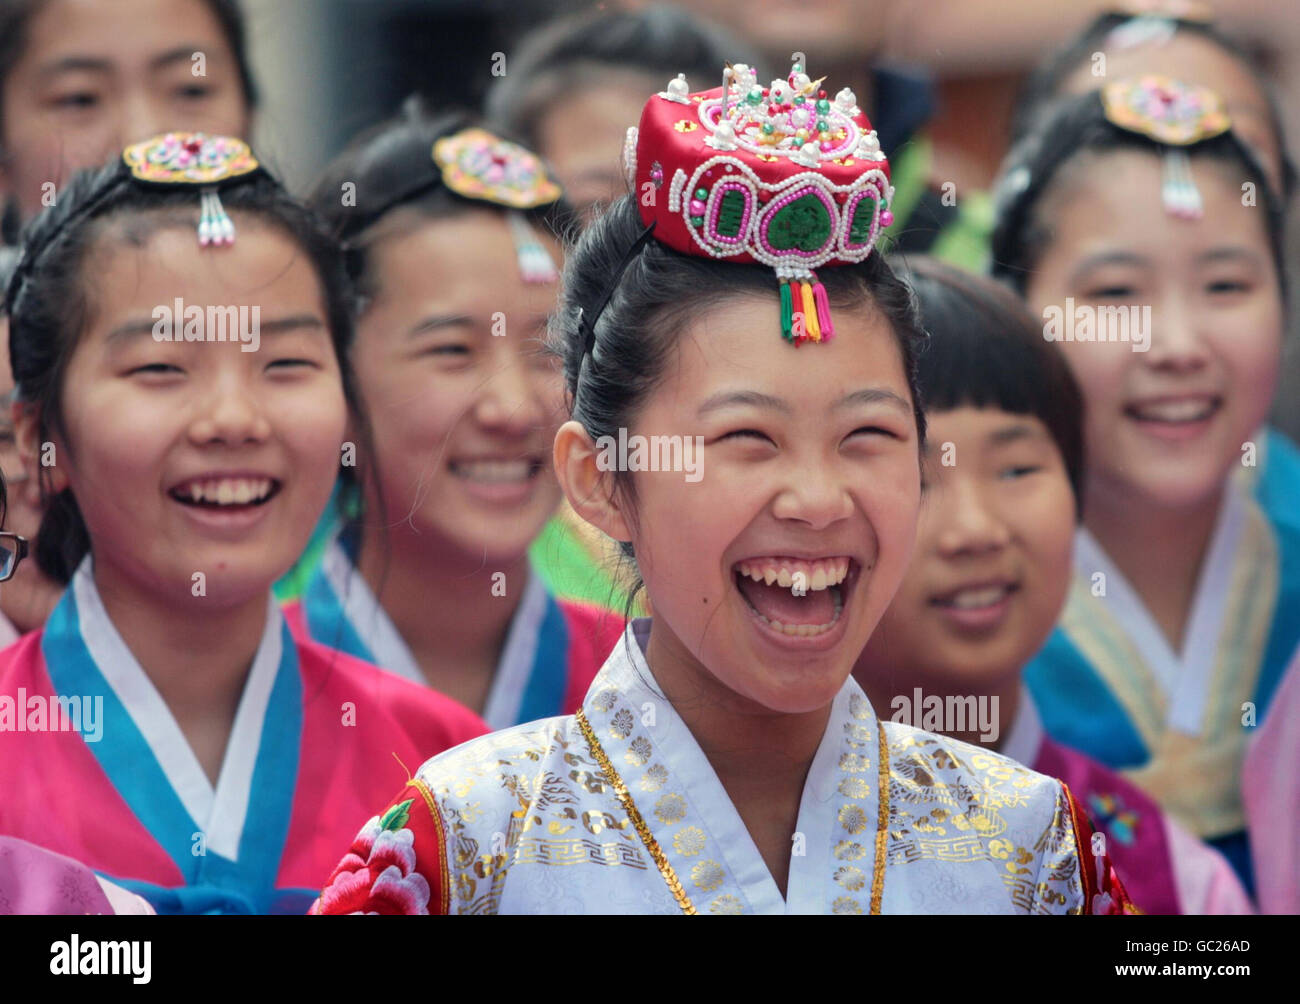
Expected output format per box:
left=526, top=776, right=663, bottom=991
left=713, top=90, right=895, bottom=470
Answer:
left=609, top=708, right=635, bottom=739
left=691, top=859, right=726, bottom=893
left=673, top=826, right=707, bottom=857
left=839, top=804, right=870, bottom=835
left=315, top=800, right=431, bottom=915
left=709, top=894, right=743, bottom=914
left=838, top=777, right=870, bottom=799
left=835, top=840, right=867, bottom=861
left=624, top=736, right=653, bottom=767
left=832, top=896, right=863, bottom=914
left=639, top=764, right=669, bottom=792
left=654, top=793, right=687, bottom=825
left=834, top=866, right=866, bottom=891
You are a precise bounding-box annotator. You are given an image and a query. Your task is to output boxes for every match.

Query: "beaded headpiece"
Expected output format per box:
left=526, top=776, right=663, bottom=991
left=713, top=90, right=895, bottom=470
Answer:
left=622, top=59, right=894, bottom=345
left=428, top=126, right=563, bottom=283
left=4, top=132, right=268, bottom=318
left=1101, top=75, right=1230, bottom=218
left=122, top=132, right=263, bottom=245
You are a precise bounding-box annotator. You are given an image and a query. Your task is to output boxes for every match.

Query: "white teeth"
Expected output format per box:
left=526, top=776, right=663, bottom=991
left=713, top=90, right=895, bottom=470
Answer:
left=1131, top=399, right=1215, bottom=422
left=946, top=585, right=1012, bottom=610
left=454, top=460, right=532, bottom=482
left=735, top=558, right=850, bottom=590
left=178, top=477, right=273, bottom=506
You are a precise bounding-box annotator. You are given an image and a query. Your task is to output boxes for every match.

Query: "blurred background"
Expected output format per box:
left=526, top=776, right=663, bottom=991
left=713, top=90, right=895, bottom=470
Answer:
left=232, top=0, right=1300, bottom=433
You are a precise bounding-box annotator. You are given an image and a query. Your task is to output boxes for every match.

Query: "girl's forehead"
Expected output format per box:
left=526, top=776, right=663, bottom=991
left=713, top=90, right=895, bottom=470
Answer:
left=1043, top=149, right=1266, bottom=245
left=22, top=0, right=232, bottom=64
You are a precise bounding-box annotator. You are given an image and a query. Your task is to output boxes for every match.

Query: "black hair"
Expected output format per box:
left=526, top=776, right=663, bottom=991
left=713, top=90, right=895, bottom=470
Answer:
left=484, top=4, right=741, bottom=152
left=307, top=101, right=574, bottom=307
left=1009, top=11, right=1296, bottom=201
left=899, top=255, right=1085, bottom=514
left=990, top=86, right=1286, bottom=298
left=0, top=0, right=259, bottom=242
left=554, top=195, right=929, bottom=615
left=5, top=150, right=364, bottom=585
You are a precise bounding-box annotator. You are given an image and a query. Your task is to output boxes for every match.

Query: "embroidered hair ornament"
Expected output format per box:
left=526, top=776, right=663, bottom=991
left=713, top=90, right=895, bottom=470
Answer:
left=3, top=132, right=265, bottom=317
left=584, top=58, right=895, bottom=348
left=1100, top=75, right=1230, bottom=218
left=339, top=125, right=563, bottom=285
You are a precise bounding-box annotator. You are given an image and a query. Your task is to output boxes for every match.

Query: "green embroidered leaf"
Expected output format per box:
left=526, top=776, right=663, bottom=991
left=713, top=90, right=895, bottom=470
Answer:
left=848, top=196, right=877, bottom=244
left=766, top=193, right=832, bottom=253
left=715, top=189, right=747, bottom=238
left=380, top=799, right=414, bottom=832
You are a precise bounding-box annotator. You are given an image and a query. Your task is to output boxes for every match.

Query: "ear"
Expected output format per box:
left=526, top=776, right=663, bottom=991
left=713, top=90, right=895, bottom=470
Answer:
left=553, top=420, right=633, bottom=544
left=12, top=400, right=68, bottom=498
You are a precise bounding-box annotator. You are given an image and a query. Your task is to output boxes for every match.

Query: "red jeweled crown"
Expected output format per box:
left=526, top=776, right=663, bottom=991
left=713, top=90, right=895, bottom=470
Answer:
left=624, top=60, right=895, bottom=344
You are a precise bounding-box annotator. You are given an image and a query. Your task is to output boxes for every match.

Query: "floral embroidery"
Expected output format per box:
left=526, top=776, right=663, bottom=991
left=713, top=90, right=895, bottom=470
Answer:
left=315, top=800, right=431, bottom=915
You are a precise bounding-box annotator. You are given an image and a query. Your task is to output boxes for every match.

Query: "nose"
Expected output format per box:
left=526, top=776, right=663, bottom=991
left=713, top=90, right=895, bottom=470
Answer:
left=932, top=474, right=1011, bottom=559
left=771, top=457, right=855, bottom=530
left=187, top=374, right=272, bottom=446
left=1144, top=293, right=1210, bottom=374
left=474, top=350, right=552, bottom=435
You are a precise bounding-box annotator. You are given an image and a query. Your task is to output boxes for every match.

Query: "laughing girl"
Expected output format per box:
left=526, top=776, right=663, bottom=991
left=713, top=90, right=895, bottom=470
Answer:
left=0, top=133, right=484, bottom=914
left=991, top=76, right=1299, bottom=891
left=316, top=62, right=1133, bottom=914
left=289, top=111, right=625, bottom=728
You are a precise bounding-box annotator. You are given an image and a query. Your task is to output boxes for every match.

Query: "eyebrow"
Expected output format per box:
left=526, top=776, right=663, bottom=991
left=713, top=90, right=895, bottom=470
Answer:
left=1066, top=251, right=1148, bottom=285
left=697, top=387, right=911, bottom=418
left=106, top=313, right=325, bottom=343
left=1196, top=247, right=1265, bottom=267
left=39, top=44, right=213, bottom=79
left=149, top=46, right=203, bottom=72
left=409, top=314, right=474, bottom=338
left=986, top=422, right=1044, bottom=447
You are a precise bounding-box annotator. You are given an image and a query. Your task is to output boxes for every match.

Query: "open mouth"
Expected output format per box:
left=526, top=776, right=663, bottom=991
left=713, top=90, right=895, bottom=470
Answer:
left=733, top=556, right=856, bottom=637
left=1124, top=396, right=1221, bottom=425
left=168, top=476, right=281, bottom=509
left=449, top=458, right=544, bottom=483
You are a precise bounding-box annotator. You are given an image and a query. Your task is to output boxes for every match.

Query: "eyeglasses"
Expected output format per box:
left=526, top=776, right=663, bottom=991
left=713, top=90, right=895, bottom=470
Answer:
left=0, top=532, right=29, bottom=582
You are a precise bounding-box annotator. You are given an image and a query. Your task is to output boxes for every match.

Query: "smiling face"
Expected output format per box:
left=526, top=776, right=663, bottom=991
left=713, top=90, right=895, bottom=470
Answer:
left=597, top=292, right=921, bottom=715
left=26, top=215, right=346, bottom=607
left=353, top=208, right=565, bottom=565
left=1, top=0, right=250, bottom=219
left=1025, top=149, right=1282, bottom=514
left=856, top=407, right=1076, bottom=694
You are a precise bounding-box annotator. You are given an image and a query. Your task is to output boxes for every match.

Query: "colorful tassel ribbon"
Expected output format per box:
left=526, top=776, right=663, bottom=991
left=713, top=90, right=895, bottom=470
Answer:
left=780, top=279, right=794, bottom=341
left=507, top=212, right=559, bottom=284
left=800, top=280, right=820, bottom=342
left=198, top=189, right=236, bottom=246
left=811, top=274, right=834, bottom=341
left=1161, top=149, right=1203, bottom=220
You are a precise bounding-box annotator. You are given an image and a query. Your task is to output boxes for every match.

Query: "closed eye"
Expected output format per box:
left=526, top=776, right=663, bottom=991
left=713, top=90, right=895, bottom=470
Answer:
left=267, top=358, right=318, bottom=370
left=54, top=92, right=99, bottom=110
left=847, top=425, right=899, bottom=440
left=1084, top=285, right=1136, bottom=300
left=129, top=363, right=183, bottom=376
left=720, top=429, right=774, bottom=445
left=999, top=465, right=1041, bottom=480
